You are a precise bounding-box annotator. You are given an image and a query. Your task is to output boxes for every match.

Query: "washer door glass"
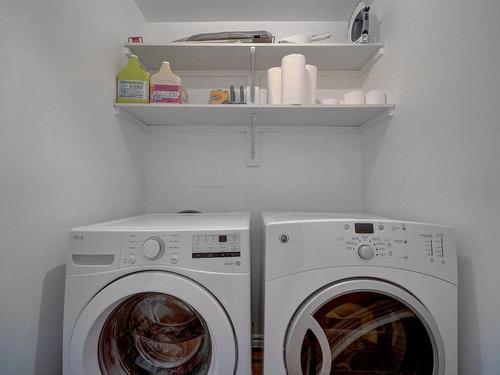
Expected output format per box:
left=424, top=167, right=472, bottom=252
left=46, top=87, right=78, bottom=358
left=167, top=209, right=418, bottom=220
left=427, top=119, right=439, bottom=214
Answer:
left=286, top=280, right=443, bottom=375
left=98, top=292, right=211, bottom=375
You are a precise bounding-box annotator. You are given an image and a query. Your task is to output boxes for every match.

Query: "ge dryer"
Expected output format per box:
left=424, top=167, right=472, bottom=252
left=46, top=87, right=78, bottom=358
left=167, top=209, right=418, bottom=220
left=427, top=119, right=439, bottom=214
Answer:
left=63, top=213, right=251, bottom=375
left=262, top=212, right=457, bottom=375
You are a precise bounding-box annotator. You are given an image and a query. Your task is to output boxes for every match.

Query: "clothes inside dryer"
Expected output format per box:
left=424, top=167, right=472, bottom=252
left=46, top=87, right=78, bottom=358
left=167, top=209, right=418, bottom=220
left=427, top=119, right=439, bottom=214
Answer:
left=299, top=292, right=434, bottom=375
left=98, top=292, right=211, bottom=375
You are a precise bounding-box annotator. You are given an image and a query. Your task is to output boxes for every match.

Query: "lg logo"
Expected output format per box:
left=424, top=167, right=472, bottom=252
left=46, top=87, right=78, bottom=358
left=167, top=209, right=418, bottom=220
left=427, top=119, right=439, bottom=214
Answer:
left=73, top=234, right=84, bottom=240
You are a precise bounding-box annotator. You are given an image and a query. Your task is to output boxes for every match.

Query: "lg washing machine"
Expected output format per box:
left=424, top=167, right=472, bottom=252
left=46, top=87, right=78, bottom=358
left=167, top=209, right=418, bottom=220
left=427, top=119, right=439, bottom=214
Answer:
left=63, top=213, right=251, bottom=375
left=262, top=212, right=457, bottom=375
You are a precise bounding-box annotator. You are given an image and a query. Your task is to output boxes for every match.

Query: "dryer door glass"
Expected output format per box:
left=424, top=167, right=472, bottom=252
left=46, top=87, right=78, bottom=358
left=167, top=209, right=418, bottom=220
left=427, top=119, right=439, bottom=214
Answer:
left=286, top=283, right=442, bottom=375
left=98, top=292, right=211, bottom=375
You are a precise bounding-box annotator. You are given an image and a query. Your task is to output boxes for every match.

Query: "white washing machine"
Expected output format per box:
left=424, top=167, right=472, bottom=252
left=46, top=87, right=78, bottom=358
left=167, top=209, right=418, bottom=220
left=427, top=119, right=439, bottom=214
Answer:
left=262, top=212, right=457, bottom=375
left=63, top=213, right=251, bottom=375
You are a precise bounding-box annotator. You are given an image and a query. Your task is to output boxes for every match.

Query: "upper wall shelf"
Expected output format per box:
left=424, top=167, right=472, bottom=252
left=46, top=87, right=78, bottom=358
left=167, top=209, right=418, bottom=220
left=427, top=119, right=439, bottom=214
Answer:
left=125, top=43, right=384, bottom=72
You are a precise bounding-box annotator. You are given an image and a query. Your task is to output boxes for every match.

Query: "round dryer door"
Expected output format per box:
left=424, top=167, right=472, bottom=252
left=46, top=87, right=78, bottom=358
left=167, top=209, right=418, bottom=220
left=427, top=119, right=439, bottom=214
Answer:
left=285, top=279, right=445, bottom=375
left=69, top=272, right=236, bottom=375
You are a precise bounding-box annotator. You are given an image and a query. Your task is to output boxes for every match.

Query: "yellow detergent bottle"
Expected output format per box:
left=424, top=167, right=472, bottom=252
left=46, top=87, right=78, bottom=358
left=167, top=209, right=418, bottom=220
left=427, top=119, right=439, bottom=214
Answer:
left=116, top=55, right=150, bottom=103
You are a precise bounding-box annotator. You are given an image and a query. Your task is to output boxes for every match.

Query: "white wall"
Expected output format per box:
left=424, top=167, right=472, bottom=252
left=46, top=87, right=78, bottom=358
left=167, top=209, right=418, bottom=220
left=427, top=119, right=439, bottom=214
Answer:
left=362, top=1, right=500, bottom=373
left=144, top=127, right=363, bottom=332
left=0, top=1, right=145, bottom=374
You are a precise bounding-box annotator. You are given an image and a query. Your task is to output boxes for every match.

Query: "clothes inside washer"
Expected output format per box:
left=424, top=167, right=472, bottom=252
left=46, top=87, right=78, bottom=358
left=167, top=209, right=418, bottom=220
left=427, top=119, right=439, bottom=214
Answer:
left=98, top=292, right=211, bottom=375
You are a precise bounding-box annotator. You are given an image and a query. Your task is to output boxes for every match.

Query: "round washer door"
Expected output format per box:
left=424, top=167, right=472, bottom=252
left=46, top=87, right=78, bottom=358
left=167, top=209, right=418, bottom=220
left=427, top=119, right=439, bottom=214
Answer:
left=285, top=279, right=445, bottom=375
left=69, top=272, right=236, bottom=375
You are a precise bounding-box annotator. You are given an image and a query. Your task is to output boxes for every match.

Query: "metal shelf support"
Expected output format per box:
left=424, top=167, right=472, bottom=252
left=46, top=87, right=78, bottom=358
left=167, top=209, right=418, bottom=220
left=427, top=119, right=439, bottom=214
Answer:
left=250, top=46, right=256, bottom=104
left=246, top=113, right=260, bottom=167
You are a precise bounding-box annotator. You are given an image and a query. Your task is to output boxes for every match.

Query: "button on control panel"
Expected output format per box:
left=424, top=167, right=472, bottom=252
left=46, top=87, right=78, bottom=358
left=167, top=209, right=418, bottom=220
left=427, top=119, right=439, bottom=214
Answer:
left=170, top=254, right=179, bottom=264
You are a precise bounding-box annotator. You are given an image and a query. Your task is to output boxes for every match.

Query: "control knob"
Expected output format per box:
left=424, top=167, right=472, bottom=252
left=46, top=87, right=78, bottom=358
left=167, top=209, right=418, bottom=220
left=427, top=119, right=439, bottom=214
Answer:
left=142, top=237, right=165, bottom=260
left=358, top=244, right=375, bottom=260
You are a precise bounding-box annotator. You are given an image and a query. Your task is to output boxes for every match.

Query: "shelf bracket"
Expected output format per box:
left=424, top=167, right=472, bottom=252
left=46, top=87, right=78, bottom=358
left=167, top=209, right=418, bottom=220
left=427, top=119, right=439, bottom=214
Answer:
left=114, top=104, right=150, bottom=131
left=246, top=113, right=260, bottom=167
left=250, top=46, right=256, bottom=104
left=360, top=106, right=395, bottom=132
left=360, top=47, right=385, bottom=75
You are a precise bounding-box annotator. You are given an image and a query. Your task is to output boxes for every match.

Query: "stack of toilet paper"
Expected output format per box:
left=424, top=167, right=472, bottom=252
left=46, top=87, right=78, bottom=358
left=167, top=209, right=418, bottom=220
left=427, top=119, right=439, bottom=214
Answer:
left=267, top=54, right=317, bottom=105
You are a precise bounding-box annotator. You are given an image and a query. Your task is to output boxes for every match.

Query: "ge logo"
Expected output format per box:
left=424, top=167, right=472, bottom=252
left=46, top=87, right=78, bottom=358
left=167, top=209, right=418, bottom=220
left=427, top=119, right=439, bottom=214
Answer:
left=279, top=233, right=289, bottom=243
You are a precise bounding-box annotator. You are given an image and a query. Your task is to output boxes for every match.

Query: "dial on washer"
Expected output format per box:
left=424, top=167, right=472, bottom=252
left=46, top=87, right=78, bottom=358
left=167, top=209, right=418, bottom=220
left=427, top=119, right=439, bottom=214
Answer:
left=142, top=237, right=165, bottom=260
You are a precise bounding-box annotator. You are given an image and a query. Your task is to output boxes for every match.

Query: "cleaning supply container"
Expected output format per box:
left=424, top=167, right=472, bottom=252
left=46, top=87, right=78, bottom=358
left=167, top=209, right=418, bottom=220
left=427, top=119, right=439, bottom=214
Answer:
left=116, top=55, right=150, bottom=103
left=150, top=62, right=187, bottom=104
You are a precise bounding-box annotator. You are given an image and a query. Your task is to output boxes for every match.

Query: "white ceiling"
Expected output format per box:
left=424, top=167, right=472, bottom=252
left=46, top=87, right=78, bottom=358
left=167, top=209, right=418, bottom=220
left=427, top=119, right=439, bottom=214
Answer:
left=134, top=0, right=361, bottom=22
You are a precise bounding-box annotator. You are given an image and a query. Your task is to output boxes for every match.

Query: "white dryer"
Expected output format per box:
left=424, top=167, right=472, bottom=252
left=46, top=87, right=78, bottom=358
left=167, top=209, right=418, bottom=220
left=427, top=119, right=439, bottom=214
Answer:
left=262, top=212, right=457, bottom=375
left=63, top=213, right=251, bottom=375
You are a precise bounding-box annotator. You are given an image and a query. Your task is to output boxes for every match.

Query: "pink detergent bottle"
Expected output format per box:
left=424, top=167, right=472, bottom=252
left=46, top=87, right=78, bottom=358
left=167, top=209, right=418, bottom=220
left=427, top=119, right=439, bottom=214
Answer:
left=150, top=61, right=187, bottom=104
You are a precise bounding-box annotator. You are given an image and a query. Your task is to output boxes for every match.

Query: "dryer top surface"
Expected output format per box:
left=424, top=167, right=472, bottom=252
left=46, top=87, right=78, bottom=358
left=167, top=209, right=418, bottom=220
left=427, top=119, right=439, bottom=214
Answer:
left=263, top=212, right=389, bottom=226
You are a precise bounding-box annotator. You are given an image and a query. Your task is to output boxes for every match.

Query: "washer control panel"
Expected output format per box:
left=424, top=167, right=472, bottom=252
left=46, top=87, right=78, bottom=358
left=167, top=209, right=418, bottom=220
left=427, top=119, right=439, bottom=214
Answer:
left=119, top=231, right=246, bottom=272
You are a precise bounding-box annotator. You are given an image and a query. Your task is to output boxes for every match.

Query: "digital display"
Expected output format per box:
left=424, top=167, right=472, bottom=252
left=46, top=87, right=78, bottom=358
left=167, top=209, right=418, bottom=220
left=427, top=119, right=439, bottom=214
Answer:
left=355, top=223, right=374, bottom=234
left=192, top=233, right=241, bottom=259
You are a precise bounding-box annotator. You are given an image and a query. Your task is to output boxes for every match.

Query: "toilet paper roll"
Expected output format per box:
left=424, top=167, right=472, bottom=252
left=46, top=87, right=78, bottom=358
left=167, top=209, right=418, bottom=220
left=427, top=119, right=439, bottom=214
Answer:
left=254, top=85, right=261, bottom=104
left=267, top=67, right=282, bottom=105
left=281, top=54, right=306, bottom=105
left=365, top=90, right=387, bottom=105
left=305, top=64, right=318, bottom=105
left=343, top=90, right=365, bottom=105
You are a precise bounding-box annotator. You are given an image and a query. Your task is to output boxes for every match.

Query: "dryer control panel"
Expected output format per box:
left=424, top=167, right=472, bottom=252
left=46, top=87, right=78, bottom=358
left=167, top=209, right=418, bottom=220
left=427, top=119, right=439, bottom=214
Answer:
left=341, top=221, right=447, bottom=265
left=265, top=216, right=457, bottom=284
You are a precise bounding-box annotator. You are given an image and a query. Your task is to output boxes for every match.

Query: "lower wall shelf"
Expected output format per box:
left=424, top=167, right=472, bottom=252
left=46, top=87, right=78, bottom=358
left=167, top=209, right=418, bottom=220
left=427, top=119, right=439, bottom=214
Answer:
left=114, top=103, right=395, bottom=128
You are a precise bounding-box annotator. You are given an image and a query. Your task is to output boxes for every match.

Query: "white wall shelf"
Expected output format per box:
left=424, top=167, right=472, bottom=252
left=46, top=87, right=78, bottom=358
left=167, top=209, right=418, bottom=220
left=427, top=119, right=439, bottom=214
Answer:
left=125, top=43, right=384, bottom=72
left=119, top=42, right=391, bottom=167
left=114, top=103, right=395, bottom=128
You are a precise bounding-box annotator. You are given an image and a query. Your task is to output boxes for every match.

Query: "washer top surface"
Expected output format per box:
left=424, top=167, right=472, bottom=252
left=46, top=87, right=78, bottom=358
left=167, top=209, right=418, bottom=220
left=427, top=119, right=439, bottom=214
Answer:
left=72, top=212, right=250, bottom=232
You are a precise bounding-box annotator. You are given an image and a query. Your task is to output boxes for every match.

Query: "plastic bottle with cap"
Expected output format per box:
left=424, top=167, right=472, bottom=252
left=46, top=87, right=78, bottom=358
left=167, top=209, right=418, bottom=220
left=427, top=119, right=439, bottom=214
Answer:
left=116, top=55, right=150, bottom=103
left=150, top=61, right=188, bottom=104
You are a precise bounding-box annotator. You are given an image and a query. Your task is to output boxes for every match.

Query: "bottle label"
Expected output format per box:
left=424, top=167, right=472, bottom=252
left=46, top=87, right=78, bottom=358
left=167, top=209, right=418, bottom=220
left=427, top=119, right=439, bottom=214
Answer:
left=118, top=80, right=148, bottom=99
left=150, top=84, right=183, bottom=103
